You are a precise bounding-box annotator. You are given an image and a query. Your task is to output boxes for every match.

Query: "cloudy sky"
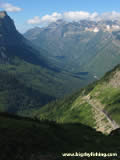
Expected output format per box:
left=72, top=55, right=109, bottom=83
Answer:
left=0, top=0, right=120, bottom=32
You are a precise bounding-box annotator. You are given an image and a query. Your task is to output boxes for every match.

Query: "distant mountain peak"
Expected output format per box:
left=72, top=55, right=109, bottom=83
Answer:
left=0, top=10, right=16, bottom=31
left=0, top=11, right=20, bottom=46
left=0, top=11, right=7, bottom=18
left=0, top=12, right=49, bottom=67
left=47, top=19, right=68, bottom=28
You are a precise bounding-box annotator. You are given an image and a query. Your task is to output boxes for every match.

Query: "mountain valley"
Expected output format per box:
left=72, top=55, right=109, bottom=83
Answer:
left=0, top=11, right=94, bottom=103
left=0, top=10, right=120, bottom=160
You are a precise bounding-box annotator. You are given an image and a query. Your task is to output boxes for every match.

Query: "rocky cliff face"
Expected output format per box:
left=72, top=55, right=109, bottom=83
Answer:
left=0, top=11, right=47, bottom=65
left=0, top=11, right=23, bottom=46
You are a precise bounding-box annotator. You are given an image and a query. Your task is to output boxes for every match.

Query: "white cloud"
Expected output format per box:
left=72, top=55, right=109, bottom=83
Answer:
left=27, top=12, right=62, bottom=25
left=100, top=11, right=120, bottom=21
left=27, top=11, right=98, bottom=25
left=27, top=16, right=41, bottom=24
left=0, top=3, right=22, bottom=12
left=27, top=11, right=120, bottom=25
left=41, top=12, right=61, bottom=23
left=63, top=11, right=98, bottom=21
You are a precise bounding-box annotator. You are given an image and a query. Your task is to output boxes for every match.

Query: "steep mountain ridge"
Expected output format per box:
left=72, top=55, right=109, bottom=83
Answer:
left=0, top=11, right=49, bottom=66
left=31, top=64, right=120, bottom=134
